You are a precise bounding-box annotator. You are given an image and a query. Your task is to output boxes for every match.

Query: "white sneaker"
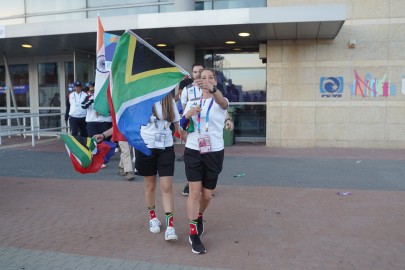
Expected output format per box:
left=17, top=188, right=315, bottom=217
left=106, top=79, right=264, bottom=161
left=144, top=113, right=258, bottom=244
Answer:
left=149, top=218, right=161, bottom=233
left=165, top=226, right=178, bottom=241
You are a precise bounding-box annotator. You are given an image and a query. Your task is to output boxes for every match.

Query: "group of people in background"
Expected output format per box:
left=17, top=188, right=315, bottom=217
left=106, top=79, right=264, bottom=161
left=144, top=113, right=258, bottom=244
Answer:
left=73, top=64, right=233, bottom=255
left=65, top=80, right=135, bottom=178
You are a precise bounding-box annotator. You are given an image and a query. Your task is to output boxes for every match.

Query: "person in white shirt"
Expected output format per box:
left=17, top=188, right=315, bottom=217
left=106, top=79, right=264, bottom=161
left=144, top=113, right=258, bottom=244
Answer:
left=179, top=63, right=204, bottom=110
left=81, top=81, right=113, bottom=139
left=180, top=68, right=228, bottom=254
left=179, top=64, right=233, bottom=196
left=134, top=94, right=184, bottom=241
left=67, top=81, right=88, bottom=137
left=81, top=81, right=113, bottom=170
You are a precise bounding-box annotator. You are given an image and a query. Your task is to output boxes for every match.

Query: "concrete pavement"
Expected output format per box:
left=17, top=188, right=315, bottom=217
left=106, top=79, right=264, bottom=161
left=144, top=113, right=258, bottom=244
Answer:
left=0, top=136, right=404, bottom=269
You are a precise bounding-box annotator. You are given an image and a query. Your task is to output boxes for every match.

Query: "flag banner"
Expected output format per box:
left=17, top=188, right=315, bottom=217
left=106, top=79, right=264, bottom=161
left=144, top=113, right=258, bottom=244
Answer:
left=111, top=30, right=188, bottom=155
left=104, top=33, right=120, bottom=72
left=61, top=134, right=116, bottom=174
left=94, top=16, right=111, bottom=116
left=107, top=82, right=127, bottom=142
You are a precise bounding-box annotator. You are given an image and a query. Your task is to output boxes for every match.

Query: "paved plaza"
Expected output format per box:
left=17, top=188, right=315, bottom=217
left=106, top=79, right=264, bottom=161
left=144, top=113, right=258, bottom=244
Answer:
left=0, top=136, right=404, bottom=269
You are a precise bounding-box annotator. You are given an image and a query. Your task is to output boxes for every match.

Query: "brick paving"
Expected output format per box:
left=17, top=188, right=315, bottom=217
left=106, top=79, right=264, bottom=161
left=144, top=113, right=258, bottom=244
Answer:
left=0, top=135, right=405, bottom=269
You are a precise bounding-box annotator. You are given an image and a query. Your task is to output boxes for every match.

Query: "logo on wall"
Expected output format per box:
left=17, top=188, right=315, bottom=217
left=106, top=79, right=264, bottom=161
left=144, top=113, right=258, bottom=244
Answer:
left=320, top=77, right=343, bottom=97
left=351, top=70, right=396, bottom=97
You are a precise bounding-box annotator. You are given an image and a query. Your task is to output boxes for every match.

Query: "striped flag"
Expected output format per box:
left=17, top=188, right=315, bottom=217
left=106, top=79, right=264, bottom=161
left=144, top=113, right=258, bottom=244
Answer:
left=61, top=134, right=116, bottom=174
left=94, top=16, right=110, bottom=116
left=111, top=30, right=188, bottom=155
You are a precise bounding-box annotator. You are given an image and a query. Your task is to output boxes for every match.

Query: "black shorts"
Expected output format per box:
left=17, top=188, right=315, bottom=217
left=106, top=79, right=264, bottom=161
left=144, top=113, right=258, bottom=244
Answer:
left=135, top=146, right=175, bottom=177
left=184, top=147, right=224, bottom=190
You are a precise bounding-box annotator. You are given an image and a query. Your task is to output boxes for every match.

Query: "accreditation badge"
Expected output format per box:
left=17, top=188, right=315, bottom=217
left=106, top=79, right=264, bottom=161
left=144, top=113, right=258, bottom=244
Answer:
left=154, top=133, right=166, bottom=149
left=198, top=135, right=212, bottom=154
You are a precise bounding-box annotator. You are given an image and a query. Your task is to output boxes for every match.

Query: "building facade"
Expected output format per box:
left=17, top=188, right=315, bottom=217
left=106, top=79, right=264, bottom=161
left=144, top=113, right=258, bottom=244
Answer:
left=1, top=0, right=404, bottom=149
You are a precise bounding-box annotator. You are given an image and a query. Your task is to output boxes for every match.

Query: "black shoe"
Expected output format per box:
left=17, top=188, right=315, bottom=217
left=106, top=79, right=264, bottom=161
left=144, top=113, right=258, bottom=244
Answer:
left=197, top=217, right=204, bottom=236
left=182, top=184, right=189, bottom=196
left=189, top=234, right=206, bottom=254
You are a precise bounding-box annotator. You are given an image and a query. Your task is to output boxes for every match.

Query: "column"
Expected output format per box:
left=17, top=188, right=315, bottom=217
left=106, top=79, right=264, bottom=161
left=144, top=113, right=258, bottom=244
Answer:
left=175, top=44, right=195, bottom=74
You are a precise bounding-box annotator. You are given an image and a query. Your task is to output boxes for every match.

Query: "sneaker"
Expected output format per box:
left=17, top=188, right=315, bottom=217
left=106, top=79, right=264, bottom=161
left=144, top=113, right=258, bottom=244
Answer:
left=101, top=164, right=107, bottom=169
left=182, top=184, right=189, bottom=196
left=118, top=167, right=126, bottom=176
left=134, top=168, right=140, bottom=176
left=149, top=218, right=161, bottom=233
left=125, top=172, right=135, bottom=181
left=165, top=226, right=178, bottom=241
left=197, top=217, right=204, bottom=236
left=189, top=234, right=206, bottom=254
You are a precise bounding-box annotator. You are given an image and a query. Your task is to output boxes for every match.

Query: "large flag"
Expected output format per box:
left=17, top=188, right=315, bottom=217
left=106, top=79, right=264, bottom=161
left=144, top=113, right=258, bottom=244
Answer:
left=103, top=33, right=126, bottom=142
left=94, top=17, right=110, bottom=116
left=61, top=134, right=116, bottom=174
left=111, top=30, right=188, bottom=155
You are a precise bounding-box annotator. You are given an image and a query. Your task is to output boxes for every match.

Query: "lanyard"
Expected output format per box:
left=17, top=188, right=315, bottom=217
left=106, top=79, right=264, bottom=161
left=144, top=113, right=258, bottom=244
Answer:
left=153, top=117, right=168, bottom=131
left=193, top=86, right=198, bottom=99
left=197, top=97, right=214, bottom=133
left=74, top=92, right=82, bottom=102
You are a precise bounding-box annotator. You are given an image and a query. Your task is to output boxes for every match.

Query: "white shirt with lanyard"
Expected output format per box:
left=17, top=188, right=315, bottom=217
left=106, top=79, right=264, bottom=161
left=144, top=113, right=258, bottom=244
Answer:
left=69, top=91, right=88, bottom=118
left=180, top=84, right=202, bottom=105
left=183, top=97, right=228, bottom=153
left=140, top=99, right=180, bottom=149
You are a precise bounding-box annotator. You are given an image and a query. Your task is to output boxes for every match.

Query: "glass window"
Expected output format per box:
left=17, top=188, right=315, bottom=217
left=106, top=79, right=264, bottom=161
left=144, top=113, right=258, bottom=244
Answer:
left=87, top=6, right=158, bottom=18
left=87, top=0, right=171, bottom=17
left=232, top=104, right=266, bottom=137
left=213, top=0, right=266, bottom=9
left=0, top=0, right=25, bottom=25
left=74, top=51, right=95, bottom=89
left=65, top=62, right=74, bottom=97
left=203, top=51, right=266, bottom=141
left=204, top=53, right=266, bottom=102
left=25, top=0, right=86, bottom=23
left=9, top=64, right=29, bottom=107
left=0, top=66, right=6, bottom=107
left=38, top=63, right=59, bottom=107
left=195, top=1, right=213, bottom=10
left=217, top=69, right=266, bottom=102
left=38, top=63, right=61, bottom=130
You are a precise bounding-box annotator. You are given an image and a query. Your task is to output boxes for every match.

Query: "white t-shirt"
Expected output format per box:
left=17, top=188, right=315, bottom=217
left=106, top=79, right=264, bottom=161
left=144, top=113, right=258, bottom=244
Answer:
left=68, top=91, right=88, bottom=118
left=140, top=99, right=180, bottom=149
left=183, top=97, right=228, bottom=152
left=180, top=83, right=202, bottom=106
left=85, top=96, right=112, bottom=123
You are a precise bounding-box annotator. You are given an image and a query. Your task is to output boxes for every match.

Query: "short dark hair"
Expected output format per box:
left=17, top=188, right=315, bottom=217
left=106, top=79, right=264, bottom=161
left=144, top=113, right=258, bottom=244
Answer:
left=192, top=63, right=205, bottom=69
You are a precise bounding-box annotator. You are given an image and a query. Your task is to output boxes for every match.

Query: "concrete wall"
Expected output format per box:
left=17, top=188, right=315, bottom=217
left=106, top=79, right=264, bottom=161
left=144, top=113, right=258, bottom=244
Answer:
left=266, top=0, right=405, bottom=148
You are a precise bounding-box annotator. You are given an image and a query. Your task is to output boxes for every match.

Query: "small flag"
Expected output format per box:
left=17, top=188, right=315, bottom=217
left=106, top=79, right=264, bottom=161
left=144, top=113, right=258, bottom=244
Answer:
left=61, top=134, right=116, bottom=174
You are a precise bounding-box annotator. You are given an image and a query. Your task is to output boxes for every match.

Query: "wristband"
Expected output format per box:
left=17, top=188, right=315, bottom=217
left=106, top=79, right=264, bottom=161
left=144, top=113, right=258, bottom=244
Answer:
left=102, top=133, right=106, bottom=139
left=209, top=86, right=217, bottom=94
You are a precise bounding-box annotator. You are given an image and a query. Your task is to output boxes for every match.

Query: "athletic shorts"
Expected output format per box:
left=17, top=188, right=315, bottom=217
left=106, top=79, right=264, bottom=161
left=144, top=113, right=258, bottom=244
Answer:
left=135, top=146, right=175, bottom=177
left=184, top=147, right=224, bottom=190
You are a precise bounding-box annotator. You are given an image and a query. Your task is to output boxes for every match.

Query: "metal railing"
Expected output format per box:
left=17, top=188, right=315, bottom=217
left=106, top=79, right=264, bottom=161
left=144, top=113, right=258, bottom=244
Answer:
left=0, top=112, right=67, bottom=146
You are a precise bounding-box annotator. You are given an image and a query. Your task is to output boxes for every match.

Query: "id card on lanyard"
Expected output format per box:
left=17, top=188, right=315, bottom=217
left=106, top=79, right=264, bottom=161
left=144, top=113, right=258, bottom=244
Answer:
left=153, top=117, right=168, bottom=149
left=197, top=98, right=214, bottom=154
left=198, top=135, right=211, bottom=154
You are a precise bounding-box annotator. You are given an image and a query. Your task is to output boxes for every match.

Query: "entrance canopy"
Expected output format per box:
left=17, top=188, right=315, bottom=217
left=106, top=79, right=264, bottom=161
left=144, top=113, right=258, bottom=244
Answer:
left=0, top=4, right=346, bottom=58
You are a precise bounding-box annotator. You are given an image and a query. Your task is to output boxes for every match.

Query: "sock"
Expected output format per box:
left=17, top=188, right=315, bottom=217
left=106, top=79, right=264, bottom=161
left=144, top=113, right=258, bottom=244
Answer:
left=165, top=212, right=174, bottom=227
left=189, top=219, right=198, bottom=235
left=148, top=206, right=156, bottom=219
left=198, top=212, right=203, bottom=220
